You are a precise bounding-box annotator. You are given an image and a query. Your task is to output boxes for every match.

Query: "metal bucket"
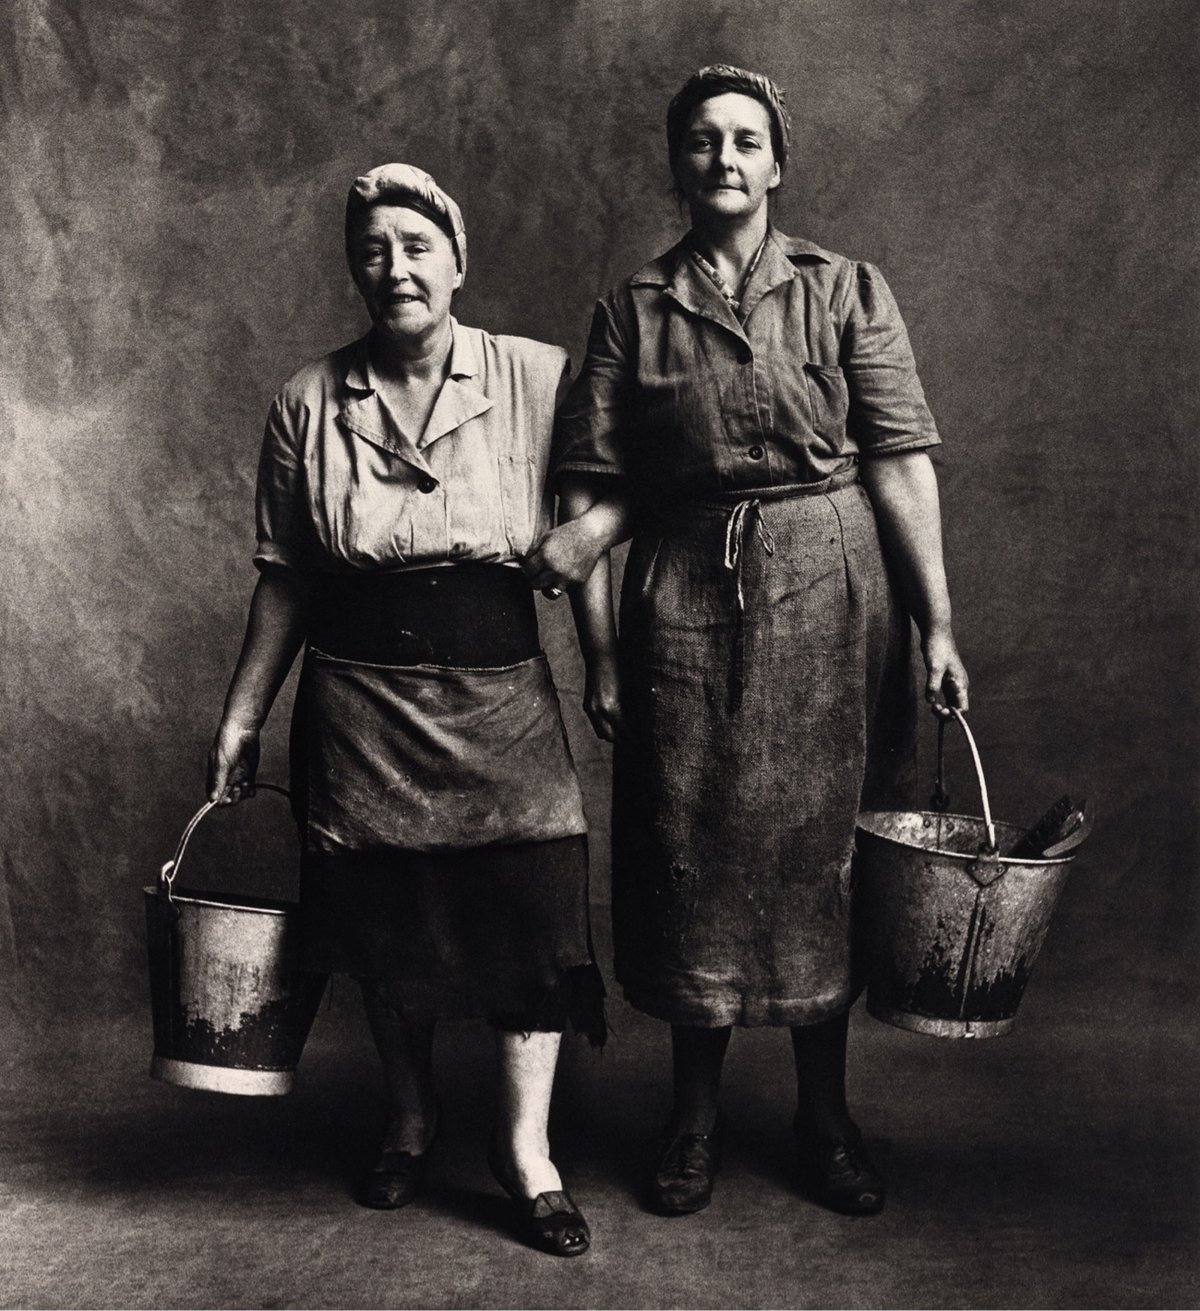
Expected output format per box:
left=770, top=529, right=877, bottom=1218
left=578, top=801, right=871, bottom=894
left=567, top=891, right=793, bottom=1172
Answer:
left=144, top=784, right=326, bottom=1094
left=855, top=711, right=1077, bottom=1038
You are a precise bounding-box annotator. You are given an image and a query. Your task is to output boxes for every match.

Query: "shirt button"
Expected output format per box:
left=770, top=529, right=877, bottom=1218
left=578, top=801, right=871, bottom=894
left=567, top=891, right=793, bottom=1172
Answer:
left=417, top=474, right=438, bottom=494
left=748, top=445, right=765, bottom=460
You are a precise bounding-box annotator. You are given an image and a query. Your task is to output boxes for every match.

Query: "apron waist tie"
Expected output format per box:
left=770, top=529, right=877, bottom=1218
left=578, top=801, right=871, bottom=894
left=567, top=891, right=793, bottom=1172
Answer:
left=718, top=468, right=858, bottom=711
left=724, top=499, right=775, bottom=712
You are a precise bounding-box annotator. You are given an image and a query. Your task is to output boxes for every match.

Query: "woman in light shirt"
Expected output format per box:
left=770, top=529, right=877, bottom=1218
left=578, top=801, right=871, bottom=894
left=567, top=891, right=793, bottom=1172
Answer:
left=208, top=163, right=601, bottom=1258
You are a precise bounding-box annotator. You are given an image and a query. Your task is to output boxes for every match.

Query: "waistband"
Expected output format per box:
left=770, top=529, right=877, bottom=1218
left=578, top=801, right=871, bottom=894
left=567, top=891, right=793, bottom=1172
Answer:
left=307, top=564, right=540, bottom=667
left=645, top=466, right=860, bottom=533
left=708, top=465, right=859, bottom=508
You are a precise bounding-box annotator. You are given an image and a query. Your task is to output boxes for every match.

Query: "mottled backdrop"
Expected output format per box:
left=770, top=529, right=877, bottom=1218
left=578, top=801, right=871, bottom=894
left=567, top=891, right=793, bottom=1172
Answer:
left=1, top=0, right=1195, bottom=1035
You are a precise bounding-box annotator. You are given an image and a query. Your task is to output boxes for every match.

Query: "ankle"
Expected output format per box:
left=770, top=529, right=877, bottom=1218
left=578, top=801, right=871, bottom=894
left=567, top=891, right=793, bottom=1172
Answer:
left=381, top=1102, right=438, bottom=1152
left=794, top=1105, right=857, bottom=1142
left=665, top=1106, right=720, bottom=1137
left=492, top=1132, right=561, bottom=1197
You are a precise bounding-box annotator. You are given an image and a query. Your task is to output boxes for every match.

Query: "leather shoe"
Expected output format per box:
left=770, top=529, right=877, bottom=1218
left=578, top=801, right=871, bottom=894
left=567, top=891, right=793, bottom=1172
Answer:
left=358, top=1115, right=438, bottom=1210
left=794, top=1117, right=886, bottom=1216
left=650, top=1115, right=724, bottom=1215
left=487, top=1139, right=591, bottom=1257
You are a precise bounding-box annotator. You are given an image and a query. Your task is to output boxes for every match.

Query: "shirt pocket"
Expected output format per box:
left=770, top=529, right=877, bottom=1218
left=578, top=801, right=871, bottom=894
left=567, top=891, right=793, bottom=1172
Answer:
left=497, top=451, right=547, bottom=555
left=803, top=362, right=850, bottom=449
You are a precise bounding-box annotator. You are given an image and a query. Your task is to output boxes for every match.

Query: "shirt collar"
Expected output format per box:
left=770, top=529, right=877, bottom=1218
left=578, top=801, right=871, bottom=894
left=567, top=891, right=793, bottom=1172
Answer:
left=629, top=226, right=834, bottom=289
left=339, top=317, right=492, bottom=466
left=628, top=227, right=834, bottom=339
left=688, top=233, right=769, bottom=317
left=344, top=316, right=478, bottom=394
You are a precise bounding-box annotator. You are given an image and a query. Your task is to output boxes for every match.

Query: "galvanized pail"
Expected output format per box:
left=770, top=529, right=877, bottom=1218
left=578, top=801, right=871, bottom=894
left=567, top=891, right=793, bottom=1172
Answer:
left=855, top=711, right=1077, bottom=1039
left=145, top=785, right=326, bottom=1095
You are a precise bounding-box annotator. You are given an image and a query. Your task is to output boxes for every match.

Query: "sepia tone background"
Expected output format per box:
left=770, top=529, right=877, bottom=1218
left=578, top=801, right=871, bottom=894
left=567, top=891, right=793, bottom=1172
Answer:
left=1, top=1, right=1196, bottom=1307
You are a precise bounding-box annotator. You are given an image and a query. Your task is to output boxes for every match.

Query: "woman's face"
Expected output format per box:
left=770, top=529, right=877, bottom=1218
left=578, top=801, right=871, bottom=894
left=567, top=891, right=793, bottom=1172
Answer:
left=673, top=92, right=781, bottom=221
left=348, top=203, right=462, bottom=341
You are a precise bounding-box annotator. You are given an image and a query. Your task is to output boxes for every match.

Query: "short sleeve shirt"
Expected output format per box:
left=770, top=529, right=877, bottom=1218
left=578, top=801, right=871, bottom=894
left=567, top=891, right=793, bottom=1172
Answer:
left=255, top=319, right=569, bottom=574
left=554, top=228, right=939, bottom=501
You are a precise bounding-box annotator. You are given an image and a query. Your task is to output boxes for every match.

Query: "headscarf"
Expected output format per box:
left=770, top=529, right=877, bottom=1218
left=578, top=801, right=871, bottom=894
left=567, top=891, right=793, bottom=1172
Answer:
left=344, top=163, right=468, bottom=279
left=666, top=65, right=792, bottom=172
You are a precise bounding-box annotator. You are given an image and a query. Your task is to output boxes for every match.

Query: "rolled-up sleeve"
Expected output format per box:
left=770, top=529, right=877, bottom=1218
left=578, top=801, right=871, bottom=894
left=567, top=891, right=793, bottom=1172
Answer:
left=552, top=297, right=633, bottom=481
left=841, top=262, right=940, bottom=457
left=253, top=397, right=310, bottom=573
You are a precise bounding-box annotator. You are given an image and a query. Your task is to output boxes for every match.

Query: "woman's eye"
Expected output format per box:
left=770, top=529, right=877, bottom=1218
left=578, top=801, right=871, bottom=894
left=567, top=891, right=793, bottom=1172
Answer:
left=406, top=244, right=430, bottom=256
left=738, top=138, right=763, bottom=150
left=688, top=137, right=713, bottom=150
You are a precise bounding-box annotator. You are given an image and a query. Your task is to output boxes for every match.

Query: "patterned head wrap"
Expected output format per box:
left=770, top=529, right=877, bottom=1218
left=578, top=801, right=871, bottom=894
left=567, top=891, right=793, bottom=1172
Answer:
left=666, top=65, right=792, bottom=172
left=345, top=163, right=468, bottom=279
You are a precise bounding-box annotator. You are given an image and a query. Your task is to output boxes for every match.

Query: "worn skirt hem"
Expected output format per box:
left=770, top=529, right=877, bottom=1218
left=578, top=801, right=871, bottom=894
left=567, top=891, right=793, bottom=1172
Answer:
left=620, top=980, right=856, bottom=1028
left=361, top=961, right=608, bottom=1048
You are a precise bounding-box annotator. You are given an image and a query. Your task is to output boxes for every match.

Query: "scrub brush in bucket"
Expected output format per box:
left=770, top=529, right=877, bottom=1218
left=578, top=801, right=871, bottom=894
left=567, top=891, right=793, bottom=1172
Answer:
left=1007, top=795, right=1092, bottom=860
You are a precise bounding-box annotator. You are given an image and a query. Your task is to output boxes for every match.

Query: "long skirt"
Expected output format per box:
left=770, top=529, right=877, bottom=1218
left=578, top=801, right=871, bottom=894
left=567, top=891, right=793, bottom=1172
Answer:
left=612, top=476, right=917, bottom=1027
left=291, top=564, right=606, bottom=1041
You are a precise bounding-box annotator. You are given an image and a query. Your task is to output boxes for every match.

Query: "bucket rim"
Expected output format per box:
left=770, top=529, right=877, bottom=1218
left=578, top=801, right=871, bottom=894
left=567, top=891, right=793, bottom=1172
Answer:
left=855, top=809, right=1077, bottom=868
left=142, top=885, right=296, bottom=916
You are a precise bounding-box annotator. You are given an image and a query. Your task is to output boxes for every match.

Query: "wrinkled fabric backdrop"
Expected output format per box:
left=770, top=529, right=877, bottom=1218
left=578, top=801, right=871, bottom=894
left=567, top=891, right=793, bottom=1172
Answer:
left=1, top=0, right=1195, bottom=1038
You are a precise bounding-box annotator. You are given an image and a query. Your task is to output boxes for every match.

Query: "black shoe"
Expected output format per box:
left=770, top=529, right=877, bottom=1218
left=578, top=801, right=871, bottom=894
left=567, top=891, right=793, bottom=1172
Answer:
left=650, top=1115, right=724, bottom=1215
left=794, top=1118, right=886, bottom=1216
left=358, top=1114, right=438, bottom=1210
left=487, top=1139, right=591, bottom=1257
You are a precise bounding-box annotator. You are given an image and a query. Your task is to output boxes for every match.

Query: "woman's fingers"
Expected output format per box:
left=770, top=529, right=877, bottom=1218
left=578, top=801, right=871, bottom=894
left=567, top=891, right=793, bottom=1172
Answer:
left=943, top=662, right=969, bottom=713
left=207, top=742, right=235, bottom=803
left=924, top=636, right=970, bottom=717
left=584, top=654, right=622, bottom=742
left=520, top=550, right=568, bottom=594
left=207, top=724, right=261, bottom=804
left=587, top=704, right=620, bottom=743
left=519, top=545, right=547, bottom=580
left=520, top=522, right=602, bottom=588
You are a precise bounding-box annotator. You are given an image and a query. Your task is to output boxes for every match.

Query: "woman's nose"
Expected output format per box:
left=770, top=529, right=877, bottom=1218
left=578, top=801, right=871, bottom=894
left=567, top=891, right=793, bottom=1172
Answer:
left=716, top=140, right=739, bottom=170
left=384, top=255, right=412, bottom=285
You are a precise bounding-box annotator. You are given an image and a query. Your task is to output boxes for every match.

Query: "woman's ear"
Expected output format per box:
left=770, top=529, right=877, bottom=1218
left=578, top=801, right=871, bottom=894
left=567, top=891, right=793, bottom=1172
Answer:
left=768, top=161, right=782, bottom=191
left=453, top=268, right=464, bottom=290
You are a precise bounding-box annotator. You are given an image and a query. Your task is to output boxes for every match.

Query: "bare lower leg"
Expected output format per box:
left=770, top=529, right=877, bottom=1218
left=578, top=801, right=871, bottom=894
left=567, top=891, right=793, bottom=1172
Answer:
left=790, top=1010, right=856, bottom=1139
left=494, top=1029, right=564, bottom=1197
left=667, top=1024, right=732, bottom=1135
left=360, top=980, right=437, bottom=1154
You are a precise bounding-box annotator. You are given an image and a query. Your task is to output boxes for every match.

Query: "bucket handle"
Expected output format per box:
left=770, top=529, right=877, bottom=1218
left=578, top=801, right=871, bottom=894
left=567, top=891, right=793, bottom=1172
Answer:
left=159, top=783, right=291, bottom=904
left=935, top=710, right=998, bottom=855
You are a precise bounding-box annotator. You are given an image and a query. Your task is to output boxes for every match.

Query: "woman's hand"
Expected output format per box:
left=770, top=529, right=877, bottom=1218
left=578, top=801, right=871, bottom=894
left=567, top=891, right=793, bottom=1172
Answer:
left=207, top=719, right=261, bottom=804
left=521, top=518, right=607, bottom=595
left=922, top=628, right=970, bottom=718
left=584, top=650, right=624, bottom=743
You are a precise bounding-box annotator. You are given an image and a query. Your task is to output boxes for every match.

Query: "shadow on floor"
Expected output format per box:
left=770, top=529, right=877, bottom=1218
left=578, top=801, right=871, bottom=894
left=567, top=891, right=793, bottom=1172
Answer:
left=1, top=961, right=1197, bottom=1309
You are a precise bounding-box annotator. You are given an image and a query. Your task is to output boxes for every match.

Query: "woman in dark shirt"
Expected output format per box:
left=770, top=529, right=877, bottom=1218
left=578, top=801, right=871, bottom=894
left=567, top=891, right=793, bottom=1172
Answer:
left=526, top=66, right=969, bottom=1217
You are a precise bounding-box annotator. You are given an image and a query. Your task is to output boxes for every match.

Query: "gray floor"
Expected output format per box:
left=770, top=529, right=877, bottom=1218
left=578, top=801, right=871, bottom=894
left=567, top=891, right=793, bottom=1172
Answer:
left=1, top=939, right=1196, bottom=1310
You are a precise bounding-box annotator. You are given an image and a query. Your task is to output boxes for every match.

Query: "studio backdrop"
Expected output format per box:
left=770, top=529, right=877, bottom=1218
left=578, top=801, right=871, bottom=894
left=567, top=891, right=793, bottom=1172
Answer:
left=1, top=0, right=1195, bottom=1036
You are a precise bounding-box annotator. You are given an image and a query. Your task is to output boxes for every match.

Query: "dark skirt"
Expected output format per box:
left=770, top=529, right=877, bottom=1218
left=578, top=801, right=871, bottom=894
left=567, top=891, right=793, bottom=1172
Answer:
left=292, top=565, right=605, bottom=1042
left=612, top=477, right=917, bottom=1028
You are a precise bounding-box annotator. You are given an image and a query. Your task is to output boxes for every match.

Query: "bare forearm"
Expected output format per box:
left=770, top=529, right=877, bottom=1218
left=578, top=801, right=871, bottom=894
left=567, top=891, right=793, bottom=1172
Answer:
left=559, top=475, right=634, bottom=553
left=859, top=452, right=953, bottom=636
left=221, top=568, right=310, bottom=728
left=559, top=477, right=622, bottom=659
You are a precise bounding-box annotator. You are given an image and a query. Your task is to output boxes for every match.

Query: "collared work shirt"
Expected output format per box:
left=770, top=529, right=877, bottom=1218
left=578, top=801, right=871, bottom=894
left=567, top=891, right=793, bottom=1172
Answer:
left=554, top=228, right=939, bottom=500
left=255, top=319, right=568, bottom=574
